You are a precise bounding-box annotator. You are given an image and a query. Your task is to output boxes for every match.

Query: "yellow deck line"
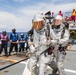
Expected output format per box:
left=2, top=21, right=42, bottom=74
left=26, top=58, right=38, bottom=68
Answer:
left=0, top=57, right=18, bottom=63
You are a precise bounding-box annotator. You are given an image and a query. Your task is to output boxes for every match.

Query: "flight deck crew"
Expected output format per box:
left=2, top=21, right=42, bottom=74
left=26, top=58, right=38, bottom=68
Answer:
left=9, top=28, right=18, bottom=56
left=0, top=30, right=9, bottom=56
left=18, top=33, right=26, bottom=55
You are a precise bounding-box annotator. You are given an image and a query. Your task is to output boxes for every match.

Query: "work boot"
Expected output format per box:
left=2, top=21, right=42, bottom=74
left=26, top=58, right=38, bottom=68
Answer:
left=8, top=52, right=11, bottom=56
left=52, top=68, right=58, bottom=74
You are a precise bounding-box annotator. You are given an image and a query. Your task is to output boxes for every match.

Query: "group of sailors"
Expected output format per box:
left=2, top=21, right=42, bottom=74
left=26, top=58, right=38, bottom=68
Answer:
left=23, top=13, right=70, bottom=75
left=0, top=28, right=29, bottom=57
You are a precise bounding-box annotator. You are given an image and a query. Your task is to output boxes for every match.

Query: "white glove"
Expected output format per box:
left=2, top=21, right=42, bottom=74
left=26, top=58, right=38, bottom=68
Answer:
left=30, top=45, right=35, bottom=53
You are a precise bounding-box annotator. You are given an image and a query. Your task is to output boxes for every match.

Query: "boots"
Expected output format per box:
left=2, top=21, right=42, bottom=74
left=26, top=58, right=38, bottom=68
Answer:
left=52, top=68, right=58, bottom=74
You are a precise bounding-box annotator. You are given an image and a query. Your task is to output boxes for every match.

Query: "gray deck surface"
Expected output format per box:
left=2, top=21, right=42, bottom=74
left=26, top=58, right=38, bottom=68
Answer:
left=0, top=45, right=76, bottom=75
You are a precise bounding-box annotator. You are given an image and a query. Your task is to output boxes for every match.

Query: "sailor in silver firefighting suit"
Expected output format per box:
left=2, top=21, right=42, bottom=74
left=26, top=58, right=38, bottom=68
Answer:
left=27, top=13, right=57, bottom=75
left=49, top=15, right=70, bottom=75
left=38, top=18, right=58, bottom=75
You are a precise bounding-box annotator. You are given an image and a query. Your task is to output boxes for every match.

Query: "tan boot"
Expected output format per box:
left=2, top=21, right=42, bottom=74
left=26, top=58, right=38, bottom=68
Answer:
left=52, top=68, right=58, bottom=74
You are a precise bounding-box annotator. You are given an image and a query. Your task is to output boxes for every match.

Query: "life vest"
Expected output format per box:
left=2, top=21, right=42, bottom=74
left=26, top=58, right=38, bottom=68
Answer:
left=72, top=11, right=76, bottom=16
left=19, top=37, right=25, bottom=42
left=0, top=34, right=8, bottom=40
left=11, top=33, right=18, bottom=42
left=19, top=37, right=25, bottom=47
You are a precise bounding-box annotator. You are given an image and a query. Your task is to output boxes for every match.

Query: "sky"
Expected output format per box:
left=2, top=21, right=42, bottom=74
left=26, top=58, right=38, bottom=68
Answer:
left=0, top=0, right=76, bottom=32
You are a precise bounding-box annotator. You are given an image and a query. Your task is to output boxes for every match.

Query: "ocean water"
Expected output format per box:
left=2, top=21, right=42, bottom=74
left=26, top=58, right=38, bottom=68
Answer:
left=0, top=32, right=28, bottom=46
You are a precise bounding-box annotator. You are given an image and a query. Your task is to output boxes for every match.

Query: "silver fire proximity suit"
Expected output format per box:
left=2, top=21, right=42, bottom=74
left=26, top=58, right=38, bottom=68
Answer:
left=28, top=28, right=51, bottom=75
left=50, top=21, right=70, bottom=75
left=27, top=13, right=53, bottom=75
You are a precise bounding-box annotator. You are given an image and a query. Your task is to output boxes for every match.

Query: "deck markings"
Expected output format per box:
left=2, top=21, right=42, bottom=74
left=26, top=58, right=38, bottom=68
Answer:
left=65, top=69, right=76, bottom=74
left=0, top=56, right=76, bottom=74
left=20, top=61, right=76, bottom=74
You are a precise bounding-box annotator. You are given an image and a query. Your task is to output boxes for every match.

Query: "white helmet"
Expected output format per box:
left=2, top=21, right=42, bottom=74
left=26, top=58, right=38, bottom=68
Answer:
left=55, top=15, right=63, bottom=20
left=53, top=15, right=63, bottom=26
left=33, top=13, right=44, bottom=22
left=21, top=33, right=24, bottom=36
left=32, top=13, right=44, bottom=30
left=53, top=15, right=64, bottom=31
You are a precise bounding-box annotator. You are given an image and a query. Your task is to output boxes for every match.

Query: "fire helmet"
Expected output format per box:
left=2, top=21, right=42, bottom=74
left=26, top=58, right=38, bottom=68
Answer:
left=32, top=13, right=44, bottom=30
